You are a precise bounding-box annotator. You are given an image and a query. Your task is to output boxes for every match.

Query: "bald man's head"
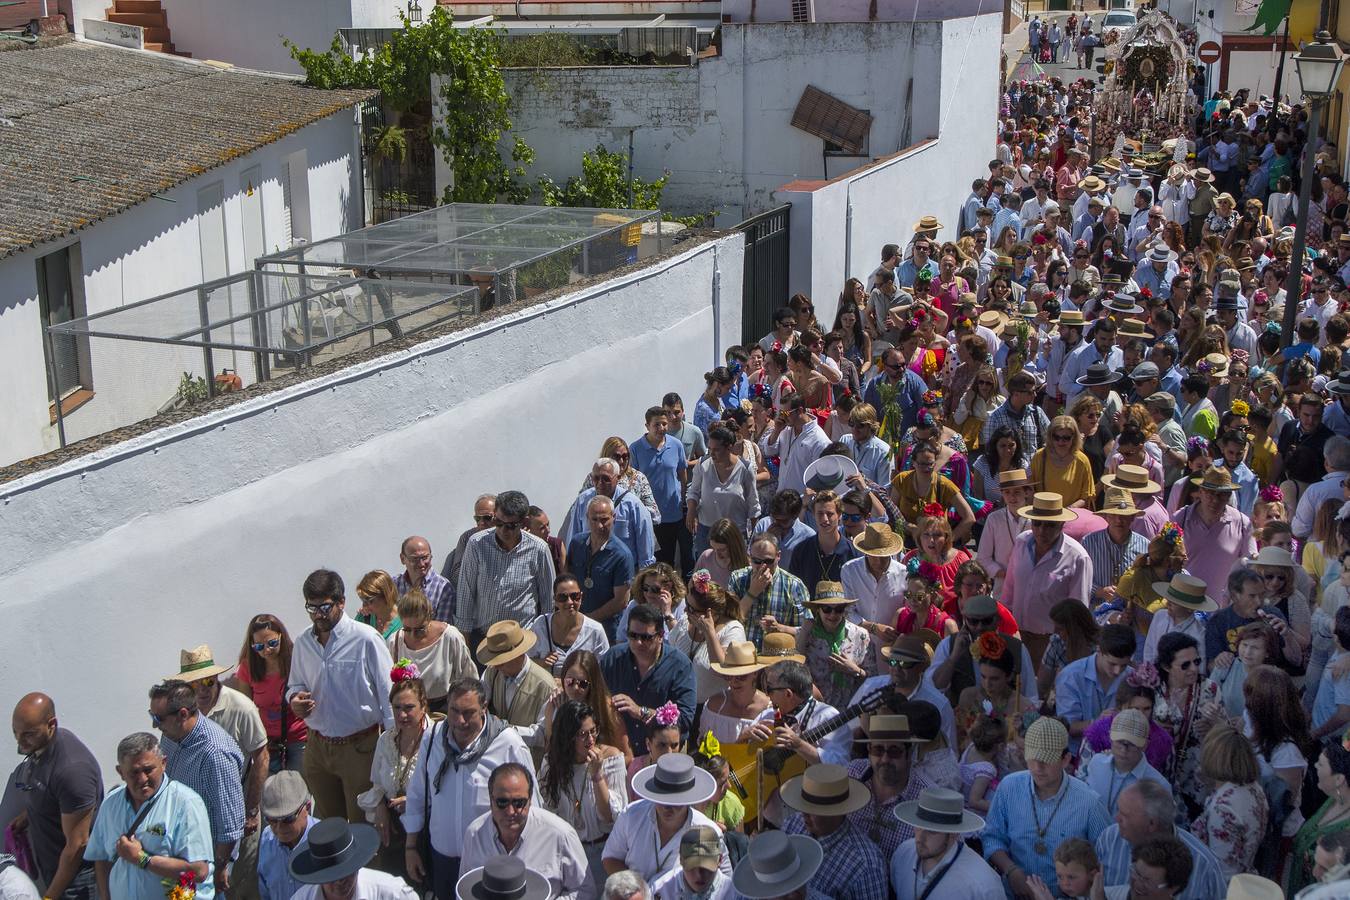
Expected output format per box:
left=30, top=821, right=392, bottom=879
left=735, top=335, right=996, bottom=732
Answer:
left=12, top=692, right=57, bottom=755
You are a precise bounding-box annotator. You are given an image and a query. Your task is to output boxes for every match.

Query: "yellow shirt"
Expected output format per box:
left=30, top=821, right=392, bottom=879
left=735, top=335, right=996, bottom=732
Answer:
left=1030, top=448, right=1096, bottom=507
left=1251, top=435, right=1278, bottom=486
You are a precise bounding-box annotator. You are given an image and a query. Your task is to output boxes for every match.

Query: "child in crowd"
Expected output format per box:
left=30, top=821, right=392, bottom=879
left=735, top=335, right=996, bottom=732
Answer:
left=959, top=715, right=1004, bottom=814
left=908, top=700, right=961, bottom=792
left=1208, top=621, right=1279, bottom=718
left=1027, top=838, right=1100, bottom=900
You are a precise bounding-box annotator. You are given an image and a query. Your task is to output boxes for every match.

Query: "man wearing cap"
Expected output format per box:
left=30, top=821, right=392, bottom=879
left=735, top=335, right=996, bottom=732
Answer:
left=257, top=772, right=316, bottom=900
left=149, top=680, right=246, bottom=896
left=1063, top=320, right=1124, bottom=402
left=604, top=755, right=730, bottom=883
left=1174, top=467, right=1257, bottom=604
left=1143, top=392, right=1188, bottom=488
left=731, top=830, right=823, bottom=900
left=892, top=788, right=1002, bottom=899
left=169, top=645, right=269, bottom=899
left=479, top=621, right=556, bottom=743
left=1095, top=781, right=1226, bottom=900
left=649, top=825, right=732, bottom=899
left=1082, top=489, right=1149, bottom=607
left=779, top=765, right=887, bottom=900
left=1132, top=247, right=1179, bottom=301
left=1000, top=493, right=1092, bottom=668
left=290, top=817, right=416, bottom=899
left=848, top=635, right=958, bottom=752
left=930, top=594, right=1038, bottom=706
left=842, top=714, right=933, bottom=861
left=984, top=716, right=1110, bottom=897
left=1078, top=707, right=1169, bottom=816
left=461, top=763, right=586, bottom=900
left=403, top=678, right=535, bottom=898
left=1215, top=283, right=1259, bottom=358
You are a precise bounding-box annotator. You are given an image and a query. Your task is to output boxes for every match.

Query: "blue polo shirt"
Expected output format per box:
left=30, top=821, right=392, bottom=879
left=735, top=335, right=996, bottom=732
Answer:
left=86, top=778, right=215, bottom=900
left=630, top=434, right=686, bottom=523
left=566, top=533, right=636, bottom=640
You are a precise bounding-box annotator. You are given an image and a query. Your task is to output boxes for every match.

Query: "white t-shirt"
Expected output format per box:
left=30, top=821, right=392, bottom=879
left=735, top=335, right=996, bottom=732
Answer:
left=290, top=868, right=417, bottom=899
left=0, top=863, right=40, bottom=900
left=601, top=801, right=732, bottom=883
left=651, top=864, right=734, bottom=899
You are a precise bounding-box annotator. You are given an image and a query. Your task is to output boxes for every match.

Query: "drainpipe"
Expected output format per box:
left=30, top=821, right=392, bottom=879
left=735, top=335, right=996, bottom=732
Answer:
left=844, top=187, right=854, bottom=296
left=711, top=244, right=722, bottom=362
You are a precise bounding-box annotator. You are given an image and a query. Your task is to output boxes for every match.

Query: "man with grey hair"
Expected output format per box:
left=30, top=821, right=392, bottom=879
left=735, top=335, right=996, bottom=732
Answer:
left=560, top=459, right=655, bottom=570
left=1094, top=781, right=1225, bottom=900
left=1294, top=435, right=1350, bottom=539
left=602, top=870, right=652, bottom=900
left=439, top=493, right=497, bottom=611
left=564, top=493, right=635, bottom=642
left=457, top=490, right=556, bottom=648
left=84, top=733, right=215, bottom=900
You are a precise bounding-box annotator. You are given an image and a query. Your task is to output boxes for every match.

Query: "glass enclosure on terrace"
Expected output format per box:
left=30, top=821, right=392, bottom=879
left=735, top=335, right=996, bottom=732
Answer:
left=255, top=203, right=661, bottom=307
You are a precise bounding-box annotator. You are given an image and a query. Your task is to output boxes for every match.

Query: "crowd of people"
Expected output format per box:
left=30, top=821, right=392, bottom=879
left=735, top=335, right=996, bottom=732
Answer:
left=15, top=15, right=1350, bottom=900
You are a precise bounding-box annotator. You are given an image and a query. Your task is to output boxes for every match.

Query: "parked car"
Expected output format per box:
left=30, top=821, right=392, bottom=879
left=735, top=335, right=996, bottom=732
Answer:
left=1101, top=10, right=1137, bottom=40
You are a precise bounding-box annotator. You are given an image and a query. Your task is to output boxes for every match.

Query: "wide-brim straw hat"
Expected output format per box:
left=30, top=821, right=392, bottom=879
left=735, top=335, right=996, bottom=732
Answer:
left=732, top=832, right=823, bottom=900
left=853, top=522, right=905, bottom=557
left=1225, top=874, right=1284, bottom=900
left=758, top=632, right=806, bottom=665
left=1050, top=310, right=1087, bottom=326
left=895, top=787, right=986, bottom=834
left=809, top=581, right=857, bottom=608
left=779, top=764, right=871, bottom=816
left=710, top=641, right=767, bottom=676
left=1099, top=488, right=1144, bottom=517
left=1150, top=573, right=1218, bottom=612
left=1118, top=319, right=1154, bottom=338
left=1018, top=491, right=1076, bottom=522
left=1191, top=465, right=1238, bottom=493
left=631, top=754, right=717, bottom=806
left=1077, top=174, right=1107, bottom=193
left=166, top=644, right=233, bottom=683
left=882, top=629, right=940, bottom=663
left=1096, top=469, right=1161, bottom=496
left=997, top=469, right=1036, bottom=490
left=978, top=310, right=1007, bottom=331
left=1193, top=167, right=1214, bottom=182
left=862, top=714, right=924, bottom=743
left=1202, top=352, right=1230, bottom=376
left=1250, top=546, right=1297, bottom=569
left=476, top=620, right=538, bottom=667
left=913, top=215, right=944, bottom=232
left=455, top=857, right=553, bottom=900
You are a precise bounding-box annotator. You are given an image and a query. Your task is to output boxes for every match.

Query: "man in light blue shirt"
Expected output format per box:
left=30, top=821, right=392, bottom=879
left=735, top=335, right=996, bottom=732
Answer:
left=630, top=405, right=687, bottom=568
left=1096, top=781, right=1226, bottom=900
left=1056, top=625, right=1136, bottom=754
left=256, top=772, right=316, bottom=900
left=1076, top=709, right=1169, bottom=816
left=86, top=732, right=215, bottom=899
left=896, top=240, right=940, bottom=289
left=560, top=459, right=656, bottom=569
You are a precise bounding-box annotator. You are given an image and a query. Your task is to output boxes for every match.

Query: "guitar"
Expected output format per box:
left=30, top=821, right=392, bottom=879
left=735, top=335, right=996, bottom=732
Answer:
left=717, top=687, right=890, bottom=825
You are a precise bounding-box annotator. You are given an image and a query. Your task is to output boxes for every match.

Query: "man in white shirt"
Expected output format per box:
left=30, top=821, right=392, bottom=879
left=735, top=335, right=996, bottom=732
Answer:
left=286, top=570, right=395, bottom=822
left=892, top=788, right=1002, bottom=899
left=649, top=825, right=733, bottom=900
left=288, top=817, right=416, bottom=900
left=603, top=755, right=730, bottom=882
left=768, top=393, right=830, bottom=496
left=461, top=763, right=587, bottom=900
left=403, top=678, right=536, bottom=899
left=842, top=524, right=908, bottom=669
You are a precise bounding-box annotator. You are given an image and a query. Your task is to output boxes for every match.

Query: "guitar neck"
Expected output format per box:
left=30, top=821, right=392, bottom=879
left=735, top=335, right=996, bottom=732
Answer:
left=798, top=698, right=871, bottom=744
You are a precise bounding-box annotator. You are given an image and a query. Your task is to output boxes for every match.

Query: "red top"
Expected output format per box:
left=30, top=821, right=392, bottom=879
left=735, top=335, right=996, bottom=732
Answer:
left=900, top=548, right=971, bottom=611
left=895, top=604, right=954, bottom=635
left=235, top=663, right=308, bottom=744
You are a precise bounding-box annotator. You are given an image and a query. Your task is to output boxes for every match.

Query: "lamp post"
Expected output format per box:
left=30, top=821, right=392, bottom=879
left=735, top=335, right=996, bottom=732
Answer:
left=408, top=0, right=422, bottom=23
left=1281, top=31, right=1345, bottom=349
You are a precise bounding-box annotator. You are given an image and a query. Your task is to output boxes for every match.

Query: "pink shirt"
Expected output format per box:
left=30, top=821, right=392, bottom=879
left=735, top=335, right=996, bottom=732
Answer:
left=1174, top=503, right=1256, bottom=605
left=1131, top=496, right=1171, bottom=542
left=1000, top=530, right=1093, bottom=634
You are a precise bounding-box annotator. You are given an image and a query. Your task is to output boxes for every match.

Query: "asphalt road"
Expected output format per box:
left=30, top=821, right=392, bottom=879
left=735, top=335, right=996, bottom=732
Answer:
left=1007, top=9, right=1126, bottom=84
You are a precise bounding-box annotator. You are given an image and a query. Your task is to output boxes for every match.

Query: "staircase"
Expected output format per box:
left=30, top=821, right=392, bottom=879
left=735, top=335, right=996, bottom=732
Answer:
left=104, top=0, right=189, bottom=56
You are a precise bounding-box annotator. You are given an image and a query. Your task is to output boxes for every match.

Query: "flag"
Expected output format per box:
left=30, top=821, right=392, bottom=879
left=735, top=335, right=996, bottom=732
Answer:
left=1244, top=0, right=1290, bottom=35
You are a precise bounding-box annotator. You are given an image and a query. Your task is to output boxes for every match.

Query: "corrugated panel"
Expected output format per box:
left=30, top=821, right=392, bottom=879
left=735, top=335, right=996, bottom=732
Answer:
left=790, top=85, right=871, bottom=154
left=616, top=25, right=696, bottom=60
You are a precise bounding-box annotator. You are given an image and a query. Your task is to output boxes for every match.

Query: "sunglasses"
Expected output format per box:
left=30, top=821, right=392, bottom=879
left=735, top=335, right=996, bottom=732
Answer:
left=189, top=676, right=218, bottom=689
left=402, top=623, right=429, bottom=638
left=495, top=519, right=524, bottom=531
left=564, top=676, right=590, bottom=691
left=750, top=555, right=777, bottom=566
left=642, top=582, right=673, bottom=594
left=627, top=631, right=661, bottom=644
left=1177, top=658, right=1198, bottom=670
left=265, top=808, right=305, bottom=826
left=840, top=512, right=865, bottom=523
left=493, top=797, right=529, bottom=811
left=613, top=452, right=631, bottom=461
left=251, top=638, right=281, bottom=652
left=556, top=591, right=584, bottom=602
left=473, top=514, right=495, bottom=524
left=1052, top=434, right=1073, bottom=443
left=965, top=615, right=996, bottom=628
left=304, top=602, right=336, bottom=616
left=868, top=745, right=910, bottom=759
left=887, top=657, right=921, bottom=669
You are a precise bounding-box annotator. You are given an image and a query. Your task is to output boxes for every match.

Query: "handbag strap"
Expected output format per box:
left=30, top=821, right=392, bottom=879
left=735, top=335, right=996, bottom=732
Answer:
left=124, top=786, right=164, bottom=838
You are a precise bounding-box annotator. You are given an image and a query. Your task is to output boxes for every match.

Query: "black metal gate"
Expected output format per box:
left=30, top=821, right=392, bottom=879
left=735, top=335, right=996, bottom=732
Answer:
left=360, top=97, right=438, bottom=225
left=736, top=204, right=791, bottom=344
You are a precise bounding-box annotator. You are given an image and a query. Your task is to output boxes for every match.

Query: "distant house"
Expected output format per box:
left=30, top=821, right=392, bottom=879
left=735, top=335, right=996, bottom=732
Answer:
left=0, top=36, right=371, bottom=467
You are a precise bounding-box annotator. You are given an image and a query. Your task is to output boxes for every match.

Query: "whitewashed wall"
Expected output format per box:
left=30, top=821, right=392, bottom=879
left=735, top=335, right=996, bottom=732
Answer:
left=0, top=232, right=743, bottom=777
left=778, top=12, right=1002, bottom=326
left=721, top=0, right=996, bottom=20
left=0, top=109, right=362, bottom=467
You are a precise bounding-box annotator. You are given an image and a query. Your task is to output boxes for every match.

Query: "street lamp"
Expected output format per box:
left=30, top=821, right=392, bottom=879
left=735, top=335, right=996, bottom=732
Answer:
left=1281, top=31, right=1345, bottom=349
left=408, top=0, right=422, bottom=23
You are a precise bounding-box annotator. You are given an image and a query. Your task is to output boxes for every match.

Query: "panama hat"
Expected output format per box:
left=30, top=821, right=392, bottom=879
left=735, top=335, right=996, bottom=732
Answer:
left=709, top=641, right=767, bottom=676
left=978, top=310, right=1008, bottom=330
left=853, top=522, right=905, bottom=557
left=780, top=764, right=871, bottom=816
left=456, top=856, right=552, bottom=900
left=1104, top=293, right=1146, bottom=315
left=1148, top=246, right=1177, bottom=264
left=1018, top=492, right=1076, bottom=523
left=809, top=581, right=857, bottom=607
left=1250, top=546, right=1297, bottom=569
left=862, top=714, right=925, bottom=743
left=1023, top=716, right=1070, bottom=763
left=166, top=644, right=233, bottom=683
left=1193, top=167, right=1214, bottom=182
left=732, top=831, right=823, bottom=899
left=1117, top=318, right=1154, bottom=339
left=1191, top=465, right=1238, bottom=493
left=997, top=469, right=1035, bottom=489
left=1100, top=463, right=1161, bottom=495
left=757, top=632, right=806, bottom=664
left=631, top=753, right=717, bottom=806
left=1150, top=573, right=1218, bottom=612
left=1226, top=874, right=1284, bottom=900
left=803, top=454, right=859, bottom=492
left=476, top=621, right=538, bottom=667
left=1201, top=352, right=1230, bottom=377
left=1077, top=174, right=1107, bottom=193
left=895, top=787, right=986, bottom=834
left=1098, top=487, right=1143, bottom=517
left=913, top=215, right=944, bottom=232
left=290, top=818, right=380, bottom=885
left=1050, top=309, right=1087, bottom=326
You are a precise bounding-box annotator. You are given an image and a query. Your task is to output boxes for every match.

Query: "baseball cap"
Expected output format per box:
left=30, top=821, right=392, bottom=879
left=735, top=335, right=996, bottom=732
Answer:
left=1024, top=716, right=1069, bottom=763
left=1130, top=361, right=1160, bottom=380
left=1145, top=391, right=1177, bottom=412
left=681, top=825, right=722, bottom=871
left=1110, top=708, right=1150, bottom=749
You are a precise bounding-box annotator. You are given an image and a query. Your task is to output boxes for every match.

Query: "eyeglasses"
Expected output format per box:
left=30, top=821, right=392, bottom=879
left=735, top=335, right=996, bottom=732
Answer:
left=642, top=582, right=673, bottom=594
left=556, top=591, right=584, bottom=602
left=404, top=553, right=431, bottom=564
left=840, top=512, right=865, bottom=523
left=627, top=631, right=661, bottom=644
left=887, top=657, right=921, bottom=669
left=750, top=555, right=777, bottom=566
left=251, top=638, right=281, bottom=652
left=493, top=797, right=530, bottom=811
left=473, top=514, right=495, bottom=524
left=564, top=676, right=590, bottom=691
left=304, top=602, right=336, bottom=616
left=495, top=519, right=524, bottom=531
left=780, top=319, right=798, bottom=328
left=577, top=727, right=599, bottom=741
left=868, top=744, right=910, bottom=759
left=965, top=615, right=996, bottom=628
left=266, top=808, right=305, bottom=826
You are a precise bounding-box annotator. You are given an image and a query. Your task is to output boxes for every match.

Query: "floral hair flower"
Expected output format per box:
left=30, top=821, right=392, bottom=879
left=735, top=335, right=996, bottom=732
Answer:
left=1264, top=321, right=1282, bottom=336
left=698, top=730, right=721, bottom=759
left=391, top=658, right=421, bottom=683
left=728, top=360, right=743, bottom=377
left=1196, top=359, right=1213, bottom=375
left=1126, top=662, right=1160, bottom=689
left=841, top=387, right=852, bottom=398
left=1159, top=521, right=1183, bottom=547
left=1259, top=485, right=1284, bottom=504
left=922, top=390, right=944, bottom=406
left=1230, top=399, right=1251, bottom=416
left=1139, top=286, right=1153, bottom=300
left=970, top=632, right=1008, bottom=662
left=956, top=316, right=975, bottom=330
left=1074, top=238, right=1089, bottom=250
left=1186, top=435, right=1210, bottom=456
left=1230, top=350, right=1250, bottom=367
left=916, top=410, right=938, bottom=430
left=771, top=340, right=783, bottom=353
left=921, top=502, right=946, bottom=519
left=690, top=569, right=713, bottom=593
left=915, top=270, right=935, bottom=286
left=652, top=702, right=681, bottom=728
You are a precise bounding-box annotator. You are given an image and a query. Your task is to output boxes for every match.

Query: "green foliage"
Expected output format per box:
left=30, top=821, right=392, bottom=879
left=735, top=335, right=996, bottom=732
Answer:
left=538, top=145, right=667, bottom=210
left=369, top=124, right=409, bottom=165
left=285, top=8, right=534, bottom=204
left=177, top=372, right=209, bottom=405
left=498, top=33, right=595, bottom=68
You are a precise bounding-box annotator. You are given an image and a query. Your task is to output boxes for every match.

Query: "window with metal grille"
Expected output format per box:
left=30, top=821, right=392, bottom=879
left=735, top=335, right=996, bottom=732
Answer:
left=791, top=0, right=812, bottom=22
left=791, top=86, right=873, bottom=155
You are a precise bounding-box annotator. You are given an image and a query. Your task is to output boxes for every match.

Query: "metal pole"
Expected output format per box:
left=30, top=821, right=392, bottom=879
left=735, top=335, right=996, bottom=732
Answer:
left=199, top=287, right=217, bottom=398
left=628, top=129, right=636, bottom=209
left=1273, top=15, right=1291, bottom=107
left=42, top=327, right=67, bottom=448
left=1281, top=97, right=1321, bottom=350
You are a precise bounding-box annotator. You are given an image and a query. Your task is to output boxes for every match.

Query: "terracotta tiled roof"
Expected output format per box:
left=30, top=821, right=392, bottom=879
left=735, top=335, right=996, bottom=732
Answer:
left=0, top=36, right=373, bottom=260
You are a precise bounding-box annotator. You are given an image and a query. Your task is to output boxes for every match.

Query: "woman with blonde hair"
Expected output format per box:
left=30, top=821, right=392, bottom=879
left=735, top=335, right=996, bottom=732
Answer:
left=356, top=570, right=401, bottom=639
left=668, top=571, right=747, bottom=702
left=1192, top=721, right=1268, bottom=880
left=617, top=563, right=688, bottom=636
left=1069, top=392, right=1115, bottom=484
left=1029, top=415, right=1096, bottom=508
left=953, top=363, right=1004, bottom=452
left=387, top=589, right=476, bottom=713
left=581, top=436, right=660, bottom=523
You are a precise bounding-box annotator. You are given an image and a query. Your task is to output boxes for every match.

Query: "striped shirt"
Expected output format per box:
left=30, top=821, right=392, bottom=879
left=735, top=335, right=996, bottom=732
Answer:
left=782, top=815, right=888, bottom=900
left=396, top=570, right=454, bottom=625
left=1080, top=529, right=1148, bottom=598
left=161, top=715, right=246, bottom=847
left=1095, top=824, right=1227, bottom=900
left=456, top=528, right=556, bottom=632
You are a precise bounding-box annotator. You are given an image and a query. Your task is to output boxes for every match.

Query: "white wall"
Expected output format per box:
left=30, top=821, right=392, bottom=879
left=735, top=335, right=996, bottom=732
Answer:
left=0, top=232, right=742, bottom=778
left=721, top=0, right=995, bottom=20
left=0, top=109, right=362, bottom=467
left=493, top=20, right=946, bottom=224
left=778, top=12, right=1002, bottom=326
left=154, top=0, right=402, bottom=73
